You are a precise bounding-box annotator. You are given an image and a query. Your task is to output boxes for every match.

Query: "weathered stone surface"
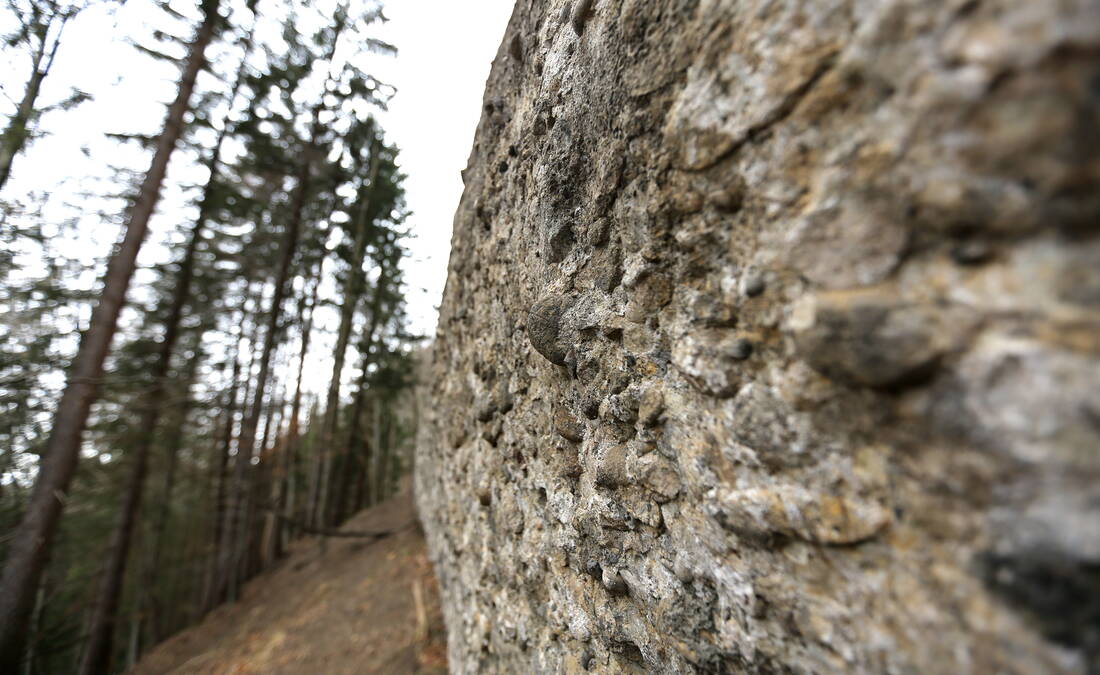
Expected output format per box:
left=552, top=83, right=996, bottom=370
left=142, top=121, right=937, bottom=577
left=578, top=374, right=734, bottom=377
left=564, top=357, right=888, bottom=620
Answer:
left=416, top=1, right=1100, bottom=672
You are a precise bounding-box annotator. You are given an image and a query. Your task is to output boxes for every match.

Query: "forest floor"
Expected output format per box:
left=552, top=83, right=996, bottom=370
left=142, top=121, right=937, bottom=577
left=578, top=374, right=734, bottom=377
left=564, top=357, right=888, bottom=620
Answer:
left=134, top=487, right=447, bottom=674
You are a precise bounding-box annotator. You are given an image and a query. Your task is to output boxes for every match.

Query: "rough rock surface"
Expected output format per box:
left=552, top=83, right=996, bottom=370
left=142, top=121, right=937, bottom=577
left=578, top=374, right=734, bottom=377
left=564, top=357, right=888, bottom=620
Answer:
left=415, top=1, right=1100, bottom=672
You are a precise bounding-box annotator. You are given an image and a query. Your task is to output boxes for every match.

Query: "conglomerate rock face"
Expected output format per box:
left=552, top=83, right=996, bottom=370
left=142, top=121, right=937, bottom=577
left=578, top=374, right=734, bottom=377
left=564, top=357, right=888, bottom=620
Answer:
left=414, top=1, right=1100, bottom=672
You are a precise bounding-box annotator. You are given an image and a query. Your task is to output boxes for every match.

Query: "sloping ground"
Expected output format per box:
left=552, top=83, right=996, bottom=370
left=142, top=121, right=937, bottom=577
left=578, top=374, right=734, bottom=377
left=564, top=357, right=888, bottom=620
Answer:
left=134, top=488, right=447, bottom=675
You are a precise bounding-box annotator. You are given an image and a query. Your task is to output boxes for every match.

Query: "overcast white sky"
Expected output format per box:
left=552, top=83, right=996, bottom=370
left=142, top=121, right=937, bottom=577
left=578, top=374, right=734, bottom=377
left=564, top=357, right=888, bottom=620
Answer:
left=368, top=0, right=514, bottom=335
left=0, top=0, right=515, bottom=338
left=367, top=0, right=512, bottom=336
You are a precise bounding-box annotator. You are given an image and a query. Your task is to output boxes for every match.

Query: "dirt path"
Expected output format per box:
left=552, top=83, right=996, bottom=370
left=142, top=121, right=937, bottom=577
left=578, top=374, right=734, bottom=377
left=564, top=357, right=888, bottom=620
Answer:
left=134, top=489, right=447, bottom=674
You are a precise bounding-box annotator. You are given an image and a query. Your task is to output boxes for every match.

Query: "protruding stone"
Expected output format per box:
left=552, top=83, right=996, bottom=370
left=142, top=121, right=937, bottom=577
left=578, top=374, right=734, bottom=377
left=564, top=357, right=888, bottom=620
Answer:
left=741, top=273, right=766, bottom=298
left=673, top=557, right=694, bottom=584
left=554, top=407, right=585, bottom=443
left=716, top=485, right=892, bottom=545
left=527, top=295, right=568, bottom=366
left=786, top=200, right=909, bottom=289
left=638, top=454, right=680, bottom=503
left=791, top=289, right=962, bottom=389
left=602, top=567, right=628, bottom=595
left=593, top=444, right=628, bottom=488
left=637, top=387, right=664, bottom=427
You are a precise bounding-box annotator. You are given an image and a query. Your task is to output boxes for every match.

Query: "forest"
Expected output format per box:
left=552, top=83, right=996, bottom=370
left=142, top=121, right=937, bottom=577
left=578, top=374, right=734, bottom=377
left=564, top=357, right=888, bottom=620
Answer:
left=0, top=0, right=420, bottom=671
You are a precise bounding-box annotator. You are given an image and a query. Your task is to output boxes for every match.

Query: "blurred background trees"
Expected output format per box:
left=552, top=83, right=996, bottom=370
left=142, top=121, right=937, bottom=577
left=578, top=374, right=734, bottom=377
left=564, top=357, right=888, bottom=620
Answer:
left=0, top=0, right=420, bottom=671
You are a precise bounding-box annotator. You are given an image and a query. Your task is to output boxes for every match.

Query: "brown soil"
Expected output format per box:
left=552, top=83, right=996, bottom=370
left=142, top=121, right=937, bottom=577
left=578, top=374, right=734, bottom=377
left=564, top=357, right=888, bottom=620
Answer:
left=134, top=488, right=447, bottom=674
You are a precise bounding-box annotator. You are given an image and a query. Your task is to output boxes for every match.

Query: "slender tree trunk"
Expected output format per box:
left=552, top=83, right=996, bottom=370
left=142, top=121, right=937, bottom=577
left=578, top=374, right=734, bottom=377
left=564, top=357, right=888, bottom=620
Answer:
left=139, top=343, right=203, bottom=644
left=250, top=374, right=284, bottom=573
left=264, top=269, right=320, bottom=563
left=80, top=136, right=227, bottom=674
left=216, top=122, right=319, bottom=602
left=372, top=398, right=387, bottom=504
left=294, top=399, right=320, bottom=532
left=313, top=131, right=381, bottom=527
left=0, top=12, right=67, bottom=193
left=200, top=346, right=240, bottom=614
left=281, top=275, right=319, bottom=545
left=349, top=401, right=373, bottom=515
left=0, top=3, right=221, bottom=668
left=343, top=367, right=374, bottom=510
left=327, top=278, right=389, bottom=524
left=206, top=285, right=261, bottom=611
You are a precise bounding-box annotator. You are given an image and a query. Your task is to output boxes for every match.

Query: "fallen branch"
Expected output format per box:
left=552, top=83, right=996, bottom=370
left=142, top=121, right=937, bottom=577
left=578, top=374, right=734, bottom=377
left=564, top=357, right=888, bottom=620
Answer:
left=268, top=511, right=413, bottom=539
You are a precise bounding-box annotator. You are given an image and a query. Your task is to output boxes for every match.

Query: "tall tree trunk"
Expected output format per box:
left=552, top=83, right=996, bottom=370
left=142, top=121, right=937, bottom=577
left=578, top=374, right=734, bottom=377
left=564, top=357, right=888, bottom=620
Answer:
left=139, top=343, right=204, bottom=644
left=79, top=108, right=234, bottom=675
left=293, top=399, right=321, bottom=532
left=313, top=130, right=381, bottom=527
left=331, top=261, right=390, bottom=519
left=287, top=288, right=317, bottom=440
left=349, top=392, right=375, bottom=515
left=342, top=366, right=374, bottom=511
left=281, top=274, right=320, bottom=545
left=215, top=124, right=319, bottom=603
left=0, top=3, right=221, bottom=668
left=205, top=284, right=260, bottom=611
left=248, top=374, right=283, bottom=575
left=263, top=268, right=320, bottom=563
left=201, top=344, right=241, bottom=614
left=372, top=398, right=388, bottom=505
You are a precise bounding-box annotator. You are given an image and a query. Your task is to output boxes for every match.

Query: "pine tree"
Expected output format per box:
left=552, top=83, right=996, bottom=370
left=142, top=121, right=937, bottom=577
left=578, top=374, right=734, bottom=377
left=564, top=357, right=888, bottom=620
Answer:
left=215, top=0, right=393, bottom=601
left=313, top=119, right=382, bottom=526
left=0, top=0, right=224, bottom=666
left=1, top=1, right=420, bottom=668
left=78, top=9, right=258, bottom=669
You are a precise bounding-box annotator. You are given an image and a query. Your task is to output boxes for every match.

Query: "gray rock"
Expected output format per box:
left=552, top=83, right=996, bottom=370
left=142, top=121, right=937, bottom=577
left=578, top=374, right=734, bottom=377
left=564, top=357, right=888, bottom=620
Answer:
left=416, top=1, right=1100, bottom=673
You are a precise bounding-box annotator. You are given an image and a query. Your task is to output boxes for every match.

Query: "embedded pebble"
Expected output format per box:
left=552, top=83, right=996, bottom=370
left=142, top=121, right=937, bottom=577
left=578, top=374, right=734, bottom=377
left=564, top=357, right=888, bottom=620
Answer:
left=730, top=338, right=754, bottom=361
left=741, top=273, right=766, bottom=297
left=637, top=387, right=664, bottom=427
left=527, top=295, right=568, bottom=366
left=554, top=407, right=585, bottom=443
left=602, top=567, right=628, bottom=594
left=673, top=557, right=694, bottom=584
left=791, top=290, right=963, bottom=389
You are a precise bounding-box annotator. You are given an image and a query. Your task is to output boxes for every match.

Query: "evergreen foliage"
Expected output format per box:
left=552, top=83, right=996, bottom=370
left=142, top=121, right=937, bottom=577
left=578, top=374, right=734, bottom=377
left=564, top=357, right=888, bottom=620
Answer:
left=0, top=0, right=419, bottom=671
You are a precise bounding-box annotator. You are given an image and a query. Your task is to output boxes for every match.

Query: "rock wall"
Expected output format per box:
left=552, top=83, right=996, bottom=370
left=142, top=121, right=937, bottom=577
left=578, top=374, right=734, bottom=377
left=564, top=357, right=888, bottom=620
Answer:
left=415, top=1, right=1100, bottom=672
